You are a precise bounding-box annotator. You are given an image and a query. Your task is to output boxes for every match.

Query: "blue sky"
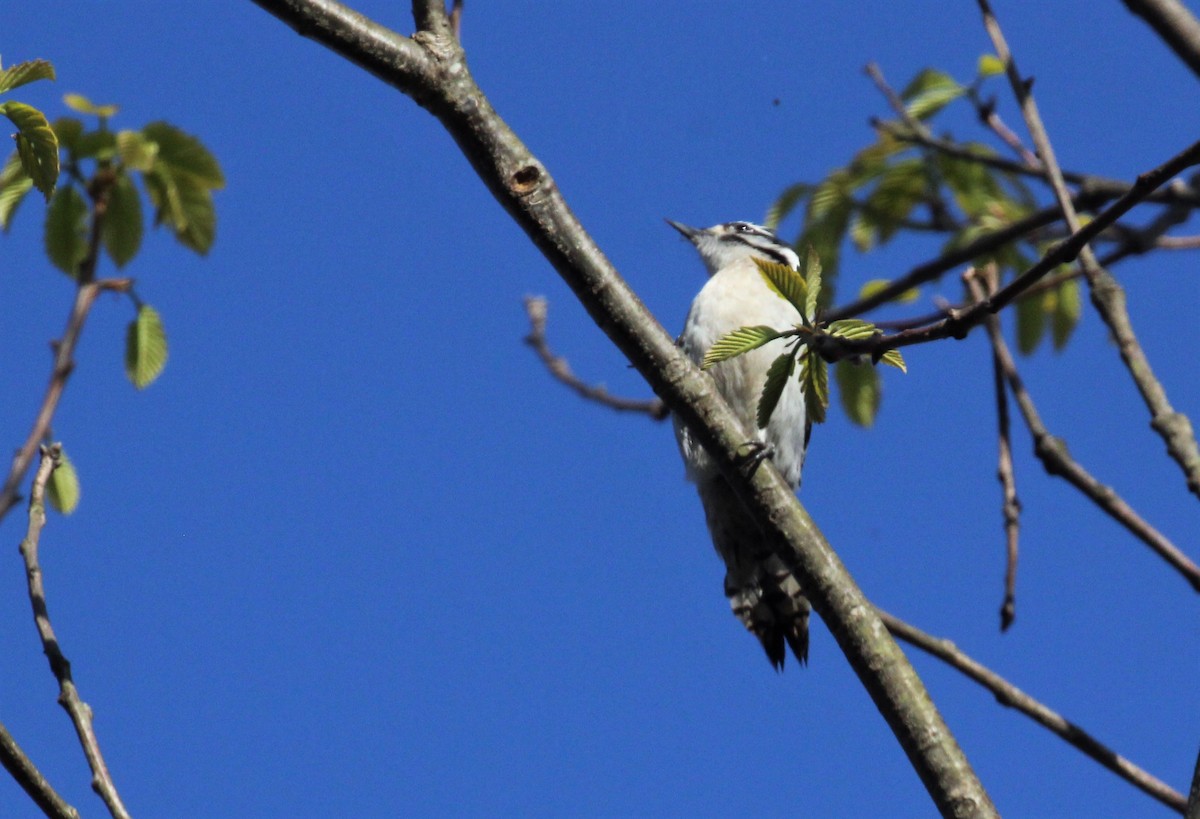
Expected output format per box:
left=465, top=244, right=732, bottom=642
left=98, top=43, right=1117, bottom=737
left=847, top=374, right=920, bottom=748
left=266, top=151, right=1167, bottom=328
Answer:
left=2, top=2, right=1199, bottom=816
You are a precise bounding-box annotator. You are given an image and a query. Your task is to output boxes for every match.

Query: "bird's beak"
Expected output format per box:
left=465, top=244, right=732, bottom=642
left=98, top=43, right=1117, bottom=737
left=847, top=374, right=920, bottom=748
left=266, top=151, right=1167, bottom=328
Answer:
left=666, top=219, right=700, bottom=241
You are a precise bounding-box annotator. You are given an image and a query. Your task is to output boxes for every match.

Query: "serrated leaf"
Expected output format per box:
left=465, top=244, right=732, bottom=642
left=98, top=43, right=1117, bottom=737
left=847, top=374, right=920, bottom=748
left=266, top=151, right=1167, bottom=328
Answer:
left=765, top=182, right=812, bottom=230
left=860, top=278, right=919, bottom=304
left=880, top=349, right=907, bottom=373
left=47, top=449, right=80, bottom=515
left=1016, top=289, right=1047, bottom=355
left=63, top=93, right=118, bottom=118
left=103, top=173, right=143, bottom=267
left=44, top=184, right=88, bottom=276
left=0, top=150, right=32, bottom=230
left=2, top=101, right=59, bottom=198
left=836, top=359, right=881, bottom=427
left=143, top=163, right=217, bottom=254
left=849, top=211, right=877, bottom=252
left=116, top=129, right=157, bottom=171
left=1051, top=277, right=1081, bottom=350
left=803, top=246, right=821, bottom=320
left=73, top=129, right=116, bottom=161
left=978, top=54, right=1005, bottom=78
left=51, top=117, right=83, bottom=154
left=901, top=68, right=964, bottom=120
left=800, top=352, right=829, bottom=424
left=0, top=59, right=55, bottom=94
left=125, top=304, right=168, bottom=389
left=756, top=352, right=795, bottom=429
left=862, top=158, right=928, bottom=245
left=753, top=257, right=808, bottom=319
left=827, top=319, right=879, bottom=341
left=702, top=325, right=782, bottom=369
left=142, top=121, right=224, bottom=188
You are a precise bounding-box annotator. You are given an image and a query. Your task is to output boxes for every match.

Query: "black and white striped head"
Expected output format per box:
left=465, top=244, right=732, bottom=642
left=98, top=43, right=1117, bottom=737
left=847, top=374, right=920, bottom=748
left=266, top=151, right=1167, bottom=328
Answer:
left=667, top=220, right=800, bottom=277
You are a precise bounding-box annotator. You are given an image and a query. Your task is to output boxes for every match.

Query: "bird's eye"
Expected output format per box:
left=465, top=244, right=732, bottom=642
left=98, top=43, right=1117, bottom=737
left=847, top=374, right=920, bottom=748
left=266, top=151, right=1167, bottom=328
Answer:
left=734, top=223, right=753, bottom=233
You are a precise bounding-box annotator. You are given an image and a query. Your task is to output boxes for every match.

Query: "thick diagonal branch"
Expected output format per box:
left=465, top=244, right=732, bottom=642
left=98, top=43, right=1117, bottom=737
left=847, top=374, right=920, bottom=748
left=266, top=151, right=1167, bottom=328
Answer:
left=1122, top=0, right=1200, bottom=81
left=247, top=1, right=997, bottom=815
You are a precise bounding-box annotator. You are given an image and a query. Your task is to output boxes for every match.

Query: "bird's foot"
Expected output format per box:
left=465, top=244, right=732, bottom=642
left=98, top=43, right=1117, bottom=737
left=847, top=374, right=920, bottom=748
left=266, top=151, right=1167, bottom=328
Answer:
left=734, top=440, right=774, bottom=476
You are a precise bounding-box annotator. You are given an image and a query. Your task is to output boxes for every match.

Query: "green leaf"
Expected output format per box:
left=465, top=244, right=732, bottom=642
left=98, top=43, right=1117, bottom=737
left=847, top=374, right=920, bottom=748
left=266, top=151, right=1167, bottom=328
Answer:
left=125, top=304, right=168, bottom=389
left=47, top=449, right=80, bottom=515
left=879, top=349, right=907, bottom=373
left=827, top=319, right=879, bottom=341
left=142, top=121, right=224, bottom=188
left=753, top=257, right=808, bottom=319
left=2, top=101, right=59, bottom=198
left=73, top=129, right=116, bottom=161
left=860, top=278, right=919, bottom=304
left=861, top=158, right=928, bottom=246
left=44, top=184, right=88, bottom=276
left=901, top=68, right=964, bottom=120
left=103, top=173, right=143, bottom=267
left=51, top=117, right=83, bottom=154
left=977, top=54, right=1005, bottom=78
left=800, top=351, right=829, bottom=424
left=0, top=58, right=55, bottom=94
left=756, top=352, right=795, bottom=429
left=1051, top=277, right=1081, bottom=350
left=702, top=325, right=782, bottom=369
left=836, top=359, right=881, bottom=427
left=1016, top=288, right=1047, bottom=355
left=116, top=129, right=158, bottom=171
left=765, top=182, right=812, bottom=230
left=63, top=93, right=118, bottom=119
left=0, top=150, right=33, bottom=230
left=803, top=246, right=821, bottom=321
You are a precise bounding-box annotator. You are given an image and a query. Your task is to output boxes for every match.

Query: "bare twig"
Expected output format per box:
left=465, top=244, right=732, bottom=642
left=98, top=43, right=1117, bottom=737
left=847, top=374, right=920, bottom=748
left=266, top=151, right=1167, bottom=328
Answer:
left=879, top=609, right=1188, bottom=813
left=449, top=0, right=462, bottom=38
left=963, top=272, right=1200, bottom=590
left=982, top=266, right=1021, bottom=631
left=978, top=0, right=1200, bottom=500
left=1122, top=0, right=1200, bottom=81
left=0, top=278, right=131, bottom=526
left=0, top=719, right=79, bottom=819
left=967, top=90, right=1040, bottom=168
left=21, top=445, right=131, bottom=819
left=523, top=296, right=668, bottom=419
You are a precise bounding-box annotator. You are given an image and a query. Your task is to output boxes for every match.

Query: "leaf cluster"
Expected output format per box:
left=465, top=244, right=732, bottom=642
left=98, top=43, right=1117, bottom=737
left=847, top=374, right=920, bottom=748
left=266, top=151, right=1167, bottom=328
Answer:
left=702, top=253, right=905, bottom=430
left=0, top=57, right=60, bottom=201
left=764, top=56, right=1090, bottom=426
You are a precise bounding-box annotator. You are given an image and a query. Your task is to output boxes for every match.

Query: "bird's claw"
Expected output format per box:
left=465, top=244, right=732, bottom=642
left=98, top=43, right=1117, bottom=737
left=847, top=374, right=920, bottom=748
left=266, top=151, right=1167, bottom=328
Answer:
left=735, top=440, right=774, bottom=476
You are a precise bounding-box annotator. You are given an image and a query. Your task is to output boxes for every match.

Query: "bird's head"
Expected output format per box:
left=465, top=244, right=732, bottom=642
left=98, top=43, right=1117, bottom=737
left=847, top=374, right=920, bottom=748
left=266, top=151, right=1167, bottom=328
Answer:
left=667, top=219, right=799, bottom=277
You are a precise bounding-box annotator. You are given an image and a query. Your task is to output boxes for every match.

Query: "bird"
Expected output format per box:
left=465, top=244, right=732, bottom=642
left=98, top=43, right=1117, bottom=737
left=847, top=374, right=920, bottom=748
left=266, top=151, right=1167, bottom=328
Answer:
left=667, top=219, right=811, bottom=670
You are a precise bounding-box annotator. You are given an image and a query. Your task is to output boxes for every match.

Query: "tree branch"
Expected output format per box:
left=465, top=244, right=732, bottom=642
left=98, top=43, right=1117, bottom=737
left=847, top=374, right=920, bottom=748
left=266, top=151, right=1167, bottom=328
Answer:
left=1122, top=0, right=1200, bottom=81
left=978, top=0, right=1200, bottom=500
left=985, top=278, right=1021, bottom=632
left=879, top=610, right=1188, bottom=813
left=0, top=719, right=79, bottom=819
left=964, top=272, right=1200, bottom=590
left=0, top=277, right=132, bottom=527
left=522, top=296, right=668, bottom=419
left=247, top=1, right=999, bottom=814
left=21, top=445, right=130, bottom=819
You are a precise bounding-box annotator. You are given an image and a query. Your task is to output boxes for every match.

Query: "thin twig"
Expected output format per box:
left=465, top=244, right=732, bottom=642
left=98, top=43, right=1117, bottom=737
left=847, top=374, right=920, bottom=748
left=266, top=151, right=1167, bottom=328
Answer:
left=967, top=89, right=1041, bottom=168
left=812, top=136, right=1200, bottom=363
left=878, top=609, right=1187, bottom=813
left=978, top=0, right=1200, bottom=500
left=0, top=278, right=132, bottom=526
left=981, top=266, right=1021, bottom=631
left=0, top=719, right=79, bottom=819
left=963, top=272, right=1200, bottom=591
left=21, top=445, right=131, bottom=819
left=1187, top=743, right=1200, bottom=819
left=449, top=0, right=462, bottom=38
left=873, top=119, right=1200, bottom=208
left=523, top=296, right=668, bottom=420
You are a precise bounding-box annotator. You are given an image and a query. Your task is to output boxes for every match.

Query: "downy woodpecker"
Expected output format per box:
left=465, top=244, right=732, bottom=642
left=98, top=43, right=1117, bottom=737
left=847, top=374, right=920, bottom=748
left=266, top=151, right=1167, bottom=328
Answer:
left=668, top=219, right=811, bottom=669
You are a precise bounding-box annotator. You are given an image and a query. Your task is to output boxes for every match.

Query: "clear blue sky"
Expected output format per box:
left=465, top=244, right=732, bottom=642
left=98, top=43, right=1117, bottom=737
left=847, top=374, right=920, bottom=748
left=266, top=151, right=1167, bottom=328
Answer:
left=3, top=2, right=1199, bottom=816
